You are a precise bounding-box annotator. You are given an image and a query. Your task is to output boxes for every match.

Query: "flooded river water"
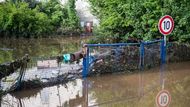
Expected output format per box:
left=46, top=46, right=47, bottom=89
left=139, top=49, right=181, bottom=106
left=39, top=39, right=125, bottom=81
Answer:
left=1, top=61, right=190, bottom=107
left=0, top=37, right=190, bottom=107
left=0, top=37, right=89, bottom=63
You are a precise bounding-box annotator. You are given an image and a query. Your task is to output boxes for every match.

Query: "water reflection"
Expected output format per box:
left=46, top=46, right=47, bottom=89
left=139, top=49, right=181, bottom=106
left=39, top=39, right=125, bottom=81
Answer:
left=1, top=79, right=88, bottom=107
left=87, top=62, right=190, bottom=107
left=0, top=37, right=90, bottom=64
left=1, top=62, right=190, bottom=107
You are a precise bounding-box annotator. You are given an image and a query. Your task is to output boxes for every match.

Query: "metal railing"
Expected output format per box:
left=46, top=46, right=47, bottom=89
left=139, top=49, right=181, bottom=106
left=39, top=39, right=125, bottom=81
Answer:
left=82, top=39, right=166, bottom=77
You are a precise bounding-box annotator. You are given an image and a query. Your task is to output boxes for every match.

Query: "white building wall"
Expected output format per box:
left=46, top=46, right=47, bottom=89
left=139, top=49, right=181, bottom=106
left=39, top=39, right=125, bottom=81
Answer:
left=60, top=0, right=99, bottom=26
left=75, top=0, right=99, bottom=26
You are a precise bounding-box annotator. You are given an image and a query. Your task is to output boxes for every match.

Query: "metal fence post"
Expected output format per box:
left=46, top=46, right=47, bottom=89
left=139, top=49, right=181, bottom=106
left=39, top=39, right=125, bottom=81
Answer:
left=160, top=39, right=166, bottom=64
left=140, top=42, right=145, bottom=70
left=86, top=47, right=90, bottom=76
left=82, top=57, right=87, bottom=77
left=82, top=47, right=89, bottom=77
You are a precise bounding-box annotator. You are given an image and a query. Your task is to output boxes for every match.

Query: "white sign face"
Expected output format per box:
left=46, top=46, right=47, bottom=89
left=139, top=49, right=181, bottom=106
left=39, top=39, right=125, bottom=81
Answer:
left=158, top=15, right=174, bottom=35
left=156, top=90, right=171, bottom=107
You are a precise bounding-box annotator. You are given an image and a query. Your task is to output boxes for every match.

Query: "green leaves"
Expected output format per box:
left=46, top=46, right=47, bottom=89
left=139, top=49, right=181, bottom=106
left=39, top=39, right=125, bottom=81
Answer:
left=89, top=0, right=190, bottom=43
left=0, top=0, right=80, bottom=37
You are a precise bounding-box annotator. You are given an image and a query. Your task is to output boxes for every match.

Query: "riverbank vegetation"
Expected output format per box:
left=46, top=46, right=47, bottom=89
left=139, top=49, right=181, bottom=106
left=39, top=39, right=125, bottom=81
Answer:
left=0, top=0, right=80, bottom=38
left=88, top=0, right=190, bottom=43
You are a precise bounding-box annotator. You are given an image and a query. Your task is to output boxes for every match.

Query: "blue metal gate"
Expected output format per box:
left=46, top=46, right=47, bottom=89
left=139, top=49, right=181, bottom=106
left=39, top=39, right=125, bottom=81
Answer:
left=82, top=39, right=166, bottom=77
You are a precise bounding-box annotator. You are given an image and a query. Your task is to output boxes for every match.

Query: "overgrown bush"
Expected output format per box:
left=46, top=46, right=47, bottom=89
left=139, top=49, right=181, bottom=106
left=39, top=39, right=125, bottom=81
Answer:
left=89, top=0, right=190, bottom=43
left=0, top=0, right=81, bottom=37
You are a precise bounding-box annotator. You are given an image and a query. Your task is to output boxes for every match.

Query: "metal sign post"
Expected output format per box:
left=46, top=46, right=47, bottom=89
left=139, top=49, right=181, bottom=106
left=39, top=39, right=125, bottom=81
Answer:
left=157, top=15, right=174, bottom=107
left=164, top=35, right=166, bottom=47
left=158, top=15, right=174, bottom=64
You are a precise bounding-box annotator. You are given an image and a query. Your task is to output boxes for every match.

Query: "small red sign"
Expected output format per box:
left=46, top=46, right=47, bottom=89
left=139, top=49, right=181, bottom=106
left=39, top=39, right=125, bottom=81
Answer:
left=156, top=90, right=171, bottom=107
left=158, top=15, right=174, bottom=35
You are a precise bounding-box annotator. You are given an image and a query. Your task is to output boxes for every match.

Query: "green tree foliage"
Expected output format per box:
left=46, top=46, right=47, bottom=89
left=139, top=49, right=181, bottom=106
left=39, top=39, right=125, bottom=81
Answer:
left=0, top=0, right=80, bottom=37
left=89, top=0, right=190, bottom=43
left=60, top=0, right=80, bottom=35
left=0, top=2, right=52, bottom=37
left=38, top=0, right=65, bottom=27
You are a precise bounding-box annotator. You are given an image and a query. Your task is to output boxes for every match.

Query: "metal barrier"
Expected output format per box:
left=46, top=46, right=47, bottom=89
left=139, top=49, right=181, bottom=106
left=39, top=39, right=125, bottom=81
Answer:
left=82, top=39, right=166, bottom=77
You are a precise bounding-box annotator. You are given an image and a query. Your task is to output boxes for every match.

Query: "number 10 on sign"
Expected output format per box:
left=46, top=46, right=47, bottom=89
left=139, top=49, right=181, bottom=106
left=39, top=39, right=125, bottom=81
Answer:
left=158, top=15, right=174, bottom=36
left=158, top=15, right=174, bottom=46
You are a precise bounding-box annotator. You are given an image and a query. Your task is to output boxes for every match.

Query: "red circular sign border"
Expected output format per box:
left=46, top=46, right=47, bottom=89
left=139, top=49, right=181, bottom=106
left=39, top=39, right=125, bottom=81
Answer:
left=156, top=90, right=171, bottom=107
left=158, top=15, right=174, bottom=35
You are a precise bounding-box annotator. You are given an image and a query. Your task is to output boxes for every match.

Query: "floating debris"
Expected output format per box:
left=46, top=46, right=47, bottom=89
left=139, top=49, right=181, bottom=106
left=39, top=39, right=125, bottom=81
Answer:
left=0, top=54, right=29, bottom=79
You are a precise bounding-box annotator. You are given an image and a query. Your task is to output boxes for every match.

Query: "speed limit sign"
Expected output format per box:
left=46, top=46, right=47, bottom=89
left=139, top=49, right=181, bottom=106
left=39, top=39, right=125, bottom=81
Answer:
left=156, top=90, right=171, bottom=107
left=158, top=15, right=174, bottom=35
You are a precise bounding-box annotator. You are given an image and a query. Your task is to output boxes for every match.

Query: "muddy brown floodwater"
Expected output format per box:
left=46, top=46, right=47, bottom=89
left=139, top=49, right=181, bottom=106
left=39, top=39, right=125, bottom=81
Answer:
left=0, top=36, right=90, bottom=64
left=1, top=61, right=190, bottom=107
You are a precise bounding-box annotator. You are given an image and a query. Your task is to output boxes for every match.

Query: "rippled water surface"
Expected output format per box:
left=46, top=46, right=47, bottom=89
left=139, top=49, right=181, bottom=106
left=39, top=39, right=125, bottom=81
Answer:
left=1, top=61, right=190, bottom=107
